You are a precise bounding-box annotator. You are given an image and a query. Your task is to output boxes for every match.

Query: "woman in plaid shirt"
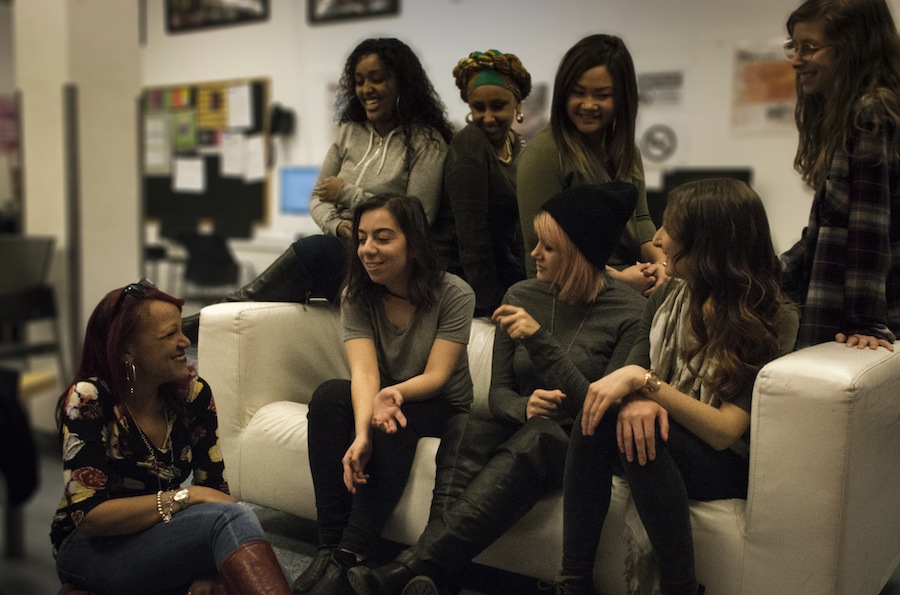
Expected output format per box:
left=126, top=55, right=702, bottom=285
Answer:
left=780, top=0, right=900, bottom=350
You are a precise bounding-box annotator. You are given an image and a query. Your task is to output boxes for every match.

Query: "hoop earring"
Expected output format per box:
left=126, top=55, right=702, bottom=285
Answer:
left=516, top=111, right=524, bottom=124
left=125, top=361, right=136, bottom=396
left=395, top=95, right=402, bottom=121
left=465, top=113, right=473, bottom=124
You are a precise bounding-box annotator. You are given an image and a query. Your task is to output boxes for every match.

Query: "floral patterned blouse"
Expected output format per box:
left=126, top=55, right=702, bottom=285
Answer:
left=49, top=376, right=228, bottom=552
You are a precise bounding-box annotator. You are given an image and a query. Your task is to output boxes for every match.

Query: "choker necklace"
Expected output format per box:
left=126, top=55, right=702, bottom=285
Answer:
left=550, top=293, right=594, bottom=355
left=133, top=406, right=177, bottom=487
left=497, top=135, right=513, bottom=165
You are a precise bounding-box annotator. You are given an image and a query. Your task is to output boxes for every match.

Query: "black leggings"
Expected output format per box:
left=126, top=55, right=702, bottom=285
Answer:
left=562, top=407, right=748, bottom=595
left=307, top=378, right=464, bottom=557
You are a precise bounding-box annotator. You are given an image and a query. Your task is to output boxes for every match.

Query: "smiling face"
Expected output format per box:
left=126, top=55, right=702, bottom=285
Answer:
left=466, top=84, right=519, bottom=148
left=126, top=300, right=190, bottom=389
left=357, top=207, right=410, bottom=291
left=652, top=223, right=685, bottom=279
left=789, top=20, right=836, bottom=96
left=355, top=53, right=400, bottom=134
left=531, top=221, right=565, bottom=284
left=566, top=65, right=616, bottom=139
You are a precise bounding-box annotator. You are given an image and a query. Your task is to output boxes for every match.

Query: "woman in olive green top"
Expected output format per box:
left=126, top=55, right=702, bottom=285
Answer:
left=517, top=34, right=668, bottom=296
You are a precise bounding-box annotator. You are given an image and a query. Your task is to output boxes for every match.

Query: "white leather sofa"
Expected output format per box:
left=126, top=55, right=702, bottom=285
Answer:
left=198, top=300, right=900, bottom=595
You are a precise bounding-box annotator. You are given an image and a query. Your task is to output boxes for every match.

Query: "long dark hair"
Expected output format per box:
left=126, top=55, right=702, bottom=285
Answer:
left=343, top=194, right=444, bottom=310
left=335, top=38, right=453, bottom=160
left=788, top=0, right=900, bottom=188
left=550, top=34, right=639, bottom=181
left=663, top=178, right=785, bottom=399
left=55, top=285, right=187, bottom=430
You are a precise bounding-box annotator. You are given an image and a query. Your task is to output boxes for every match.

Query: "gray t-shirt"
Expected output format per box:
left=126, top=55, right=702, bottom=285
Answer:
left=341, top=272, right=475, bottom=409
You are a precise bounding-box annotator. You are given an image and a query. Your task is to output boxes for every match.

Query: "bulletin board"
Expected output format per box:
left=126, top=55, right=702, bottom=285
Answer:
left=141, top=77, right=270, bottom=239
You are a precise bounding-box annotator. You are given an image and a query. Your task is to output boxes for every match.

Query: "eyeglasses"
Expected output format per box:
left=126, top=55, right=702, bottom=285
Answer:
left=783, top=39, right=833, bottom=60
left=113, top=278, right=156, bottom=313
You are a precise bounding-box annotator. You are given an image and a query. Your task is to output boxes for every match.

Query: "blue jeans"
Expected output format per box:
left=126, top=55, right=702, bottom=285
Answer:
left=55, top=501, right=267, bottom=594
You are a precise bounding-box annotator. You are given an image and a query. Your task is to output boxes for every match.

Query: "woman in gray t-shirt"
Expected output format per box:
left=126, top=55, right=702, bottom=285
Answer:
left=297, top=194, right=475, bottom=595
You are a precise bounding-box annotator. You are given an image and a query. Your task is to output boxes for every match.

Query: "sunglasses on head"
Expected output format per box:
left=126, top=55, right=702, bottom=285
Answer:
left=113, top=278, right=156, bottom=313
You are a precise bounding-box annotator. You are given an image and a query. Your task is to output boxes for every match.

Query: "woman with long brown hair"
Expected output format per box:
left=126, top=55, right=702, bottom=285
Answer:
left=558, top=179, right=799, bottom=595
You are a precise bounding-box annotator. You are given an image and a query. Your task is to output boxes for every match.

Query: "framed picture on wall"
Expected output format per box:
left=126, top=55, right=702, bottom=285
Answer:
left=166, top=0, right=270, bottom=34
left=308, top=0, right=400, bottom=24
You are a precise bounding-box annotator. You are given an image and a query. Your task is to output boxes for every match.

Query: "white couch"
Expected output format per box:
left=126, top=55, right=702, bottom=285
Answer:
left=198, top=300, right=900, bottom=595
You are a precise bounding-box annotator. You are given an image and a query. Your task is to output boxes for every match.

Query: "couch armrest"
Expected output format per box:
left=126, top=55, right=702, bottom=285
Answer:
left=198, top=301, right=349, bottom=494
left=742, top=342, right=900, bottom=594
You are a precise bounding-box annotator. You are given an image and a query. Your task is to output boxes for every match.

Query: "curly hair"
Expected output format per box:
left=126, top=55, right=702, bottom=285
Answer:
left=550, top=34, right=639, bottom=182
left=663, top=178, right=786, bottom=400
left=343, top=194, right=444, bottom=311
left=334, top=37, right=453, bottom=164
left=452, top=49, right=532, bottom=103
left=788, top=0, right=900, bottom=189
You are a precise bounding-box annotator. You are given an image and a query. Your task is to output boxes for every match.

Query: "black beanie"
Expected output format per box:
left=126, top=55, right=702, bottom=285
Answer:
left=540, top=181, right=638, bottom=270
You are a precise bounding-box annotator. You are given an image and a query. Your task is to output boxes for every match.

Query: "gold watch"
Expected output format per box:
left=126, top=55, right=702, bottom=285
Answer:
left=172, top=487, right=190, bottom=509
left=640, top=369, right=661, bottom=394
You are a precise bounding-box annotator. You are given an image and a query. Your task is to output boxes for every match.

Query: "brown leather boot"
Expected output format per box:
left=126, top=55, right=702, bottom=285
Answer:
left=219, top=539, right=292, bottom=595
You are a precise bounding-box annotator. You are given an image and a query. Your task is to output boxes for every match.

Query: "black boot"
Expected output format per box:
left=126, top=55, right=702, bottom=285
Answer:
left=182, top=234, right=347, bottom=344
left=293, top=547, right=335, bottom=593
left=307, top=550, right=360, bottom=595
left=346, top=561, right=415, bottom=595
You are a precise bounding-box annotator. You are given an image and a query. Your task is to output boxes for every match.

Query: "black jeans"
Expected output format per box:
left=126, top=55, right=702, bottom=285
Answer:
left=307, top=378, right=464, bottom=558
left=562, top=408, right=748, bottom=595
left=398, top=414, right=569, bottom=588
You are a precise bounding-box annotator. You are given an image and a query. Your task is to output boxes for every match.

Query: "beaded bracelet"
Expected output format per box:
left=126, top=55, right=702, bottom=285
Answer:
left=156, top=490, right=172, bottom=523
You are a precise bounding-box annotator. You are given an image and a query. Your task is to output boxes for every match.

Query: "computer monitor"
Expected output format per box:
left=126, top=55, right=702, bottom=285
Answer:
left=280, top=166, right=320, bottom=216
left=662, top=167, right=753, bottom=196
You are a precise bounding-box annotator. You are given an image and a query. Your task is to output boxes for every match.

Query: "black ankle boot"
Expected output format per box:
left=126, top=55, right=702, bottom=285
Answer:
left=307, top=550, right=359, bottom=595
left=293, top=547, right=335, bottom=593
left=347, top=561, right=415, bottom=595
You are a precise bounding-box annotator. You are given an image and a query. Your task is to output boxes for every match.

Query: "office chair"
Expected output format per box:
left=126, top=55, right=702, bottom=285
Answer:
left=176, top=232, right=244, bottom=303
left=0, top=236, right=69, bottom=384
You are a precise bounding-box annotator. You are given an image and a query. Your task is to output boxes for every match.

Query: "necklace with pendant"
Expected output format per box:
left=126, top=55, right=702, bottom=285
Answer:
left=132, top=407, right=177, bottom=488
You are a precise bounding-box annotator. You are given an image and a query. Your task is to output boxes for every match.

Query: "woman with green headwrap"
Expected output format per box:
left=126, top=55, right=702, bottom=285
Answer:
left=433, top=50, right=532, bottom=316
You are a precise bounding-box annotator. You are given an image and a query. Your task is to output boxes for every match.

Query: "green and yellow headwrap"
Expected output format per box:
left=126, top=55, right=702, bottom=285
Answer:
left=454, top=49, right=525, bottom=102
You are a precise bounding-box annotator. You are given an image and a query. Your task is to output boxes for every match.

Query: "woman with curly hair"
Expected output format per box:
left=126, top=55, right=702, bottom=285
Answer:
left=182, top=38, right=453, bottom=343
left=52, top=280, right=290, bottom=594
left=432, top=49, right=532, bottom=316
left=312, top=37, right=454, bottom=238
left=516, top=34, right=668, bottom=297
left=557, top=179, right=799, bottom=595
left=779, top=0, right=900, bottom=350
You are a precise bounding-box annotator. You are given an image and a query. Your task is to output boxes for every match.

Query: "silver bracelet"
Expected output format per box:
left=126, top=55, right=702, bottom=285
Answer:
left=156, top=490, right=172, bottom=524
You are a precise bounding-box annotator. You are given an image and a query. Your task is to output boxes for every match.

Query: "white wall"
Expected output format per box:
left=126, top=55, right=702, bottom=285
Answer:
left=140, top=0, right=879, bottom=254
left=13, top=0, right=141, bottom=431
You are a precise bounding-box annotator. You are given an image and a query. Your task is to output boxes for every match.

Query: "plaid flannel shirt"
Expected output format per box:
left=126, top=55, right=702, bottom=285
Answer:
left=781, top=106, right=900, bottom=349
